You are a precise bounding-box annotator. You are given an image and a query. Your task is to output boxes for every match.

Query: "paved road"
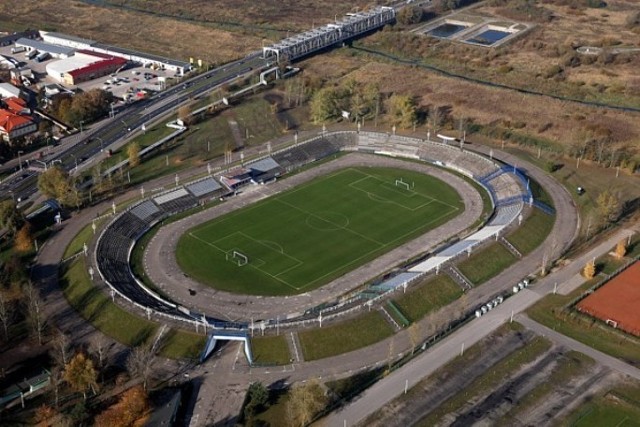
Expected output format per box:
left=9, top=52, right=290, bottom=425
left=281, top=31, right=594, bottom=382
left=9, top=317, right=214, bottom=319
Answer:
left=323, top=226, right=636, bottom=426
left=518, top=315, right=640, bottom=381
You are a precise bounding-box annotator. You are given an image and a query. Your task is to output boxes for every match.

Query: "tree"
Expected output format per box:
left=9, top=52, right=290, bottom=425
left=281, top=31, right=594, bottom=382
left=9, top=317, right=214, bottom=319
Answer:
left=0, top=199, right=22, bottom=236
left=583, top=259, right=596, bottom=279
left=614, top=239, right=627, bottom=259
left=397, top=5, right=424, bottom=25
left=23, top=281, right=46, bottom=345
left=0, top=291, right=12, bottom=341
left=95, top=385, right=149, bottom=427
left=37, top=166, right=80, bottom=207
left=126, top=344, right=156, bottom=390
left=64, top=352, right=98, bottom=400
left=244, top=382, right=269, bottom=423
left=51, top=330, right=72, bottom=367
left=310, top=87, right=342, bottom=124
left=386, top=94, right=416, bottom=129
left=90, top=335, right=110, bottom=382
left=35, top=404, right=57, bottom=426
left=285, top=379, right=327, bottom=427
left=178, top=105, right=192, bottom=125
left=597, top=189, right=622, bottom=223
left=429, top=105, right=443, bottom=133
left=14, top=223, right=34, bottom=253
left=127, top=142, right=141, bottom=167
left=49, top=366, right=65, bottom=408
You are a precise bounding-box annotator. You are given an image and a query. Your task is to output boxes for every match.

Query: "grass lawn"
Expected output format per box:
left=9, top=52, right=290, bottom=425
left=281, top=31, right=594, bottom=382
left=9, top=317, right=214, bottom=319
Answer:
left=527, top=280, right=640, bottom=367
left=506, top=207, right=555, bottom=255
left=177, top=167, right=463, bottom=295
left=61, top=258, right=203, bottom=359
left=63, top=218, right=107, bottom=259
left=457, top=242, right=517, bottom=285
left=298, top=311, right=394, bottom=361
left=564, top=385, right=640, bottom=427
left=393, top=275, right=462, bottom=323
left=251, top=335, right=291, bottom=365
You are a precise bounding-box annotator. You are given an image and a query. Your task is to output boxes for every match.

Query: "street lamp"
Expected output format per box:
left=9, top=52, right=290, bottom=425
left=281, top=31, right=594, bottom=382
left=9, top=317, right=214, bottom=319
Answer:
left=70, top=154, right=78, bottom=172
left=34, top=159, right=47, bottom=171
left=17, top=150, right=23, bottom=171
left=80, top=120, right=85, bottom=134
left=96, top=136, right=104, bottom=152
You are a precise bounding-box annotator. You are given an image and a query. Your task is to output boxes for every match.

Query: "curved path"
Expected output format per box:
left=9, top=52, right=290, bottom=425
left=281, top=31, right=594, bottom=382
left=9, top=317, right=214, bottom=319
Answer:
left=144, top=153, right=484, bottom=321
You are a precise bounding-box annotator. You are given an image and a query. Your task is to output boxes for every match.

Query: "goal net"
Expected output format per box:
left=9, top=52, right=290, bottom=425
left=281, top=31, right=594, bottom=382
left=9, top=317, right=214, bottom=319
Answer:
left=395, top=178, right=414, bottom=191
left=226, top=250, right=249, bottom=266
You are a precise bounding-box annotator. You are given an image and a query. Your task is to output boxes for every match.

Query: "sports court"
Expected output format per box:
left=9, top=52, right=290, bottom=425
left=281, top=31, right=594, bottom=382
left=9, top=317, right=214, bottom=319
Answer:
left=577, top=261, right=640, bottom=337
left=177, top=167, right=462, bottom=295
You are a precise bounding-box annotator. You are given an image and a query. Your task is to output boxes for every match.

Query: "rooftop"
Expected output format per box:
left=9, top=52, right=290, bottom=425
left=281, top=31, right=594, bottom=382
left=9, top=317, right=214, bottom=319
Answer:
left=93, top=43, right=190, bottom=67
left=39, top=31, right=96, bottom=46
left=15, top=38, right=75, bottom=56
left=0, top=109, right=33, bottom=133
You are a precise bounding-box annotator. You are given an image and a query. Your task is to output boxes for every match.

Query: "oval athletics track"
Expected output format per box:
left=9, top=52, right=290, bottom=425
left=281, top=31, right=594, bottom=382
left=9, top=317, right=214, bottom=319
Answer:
left=143, top=153, right=485, bottom=322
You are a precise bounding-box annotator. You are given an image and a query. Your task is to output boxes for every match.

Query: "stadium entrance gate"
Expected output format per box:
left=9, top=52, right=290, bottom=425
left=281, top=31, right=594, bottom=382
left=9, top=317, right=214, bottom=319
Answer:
left=200, top=330, right=253, bottom=364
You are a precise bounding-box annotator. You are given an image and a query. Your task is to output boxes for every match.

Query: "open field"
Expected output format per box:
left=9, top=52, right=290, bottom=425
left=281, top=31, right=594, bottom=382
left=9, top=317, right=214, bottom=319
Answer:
left=457, top=242, right=518, bottom=285
left=392, top=274, right=462, bottom=323
left=577, top=261, right=640, bottom=337
left=251, top=335, right=291, bottom=366
left=298, top=311, right=394, bottom=361
left=177, top=167, right=463, bottom=295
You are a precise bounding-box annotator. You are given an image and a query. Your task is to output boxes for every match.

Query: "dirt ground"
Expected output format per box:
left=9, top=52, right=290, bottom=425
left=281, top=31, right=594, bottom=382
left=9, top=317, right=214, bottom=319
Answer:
left=360, top=324, right=625, bottom=427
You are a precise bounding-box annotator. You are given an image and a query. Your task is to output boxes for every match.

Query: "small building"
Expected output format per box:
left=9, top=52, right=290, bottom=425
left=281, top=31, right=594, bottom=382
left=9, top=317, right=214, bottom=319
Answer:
left=0, top=30, right=39, bottom=47
left=3, top=97, right=30, bottom=115
left=0, top=107, right=37, bottom=142
left=15, top=38, right=75, bottom=58
left=0, top=82, right=22, bottom=99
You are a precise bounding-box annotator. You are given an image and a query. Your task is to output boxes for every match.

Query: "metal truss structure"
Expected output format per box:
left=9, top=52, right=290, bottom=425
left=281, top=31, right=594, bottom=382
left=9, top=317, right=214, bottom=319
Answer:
left=263, top=6, right=396, bottom=63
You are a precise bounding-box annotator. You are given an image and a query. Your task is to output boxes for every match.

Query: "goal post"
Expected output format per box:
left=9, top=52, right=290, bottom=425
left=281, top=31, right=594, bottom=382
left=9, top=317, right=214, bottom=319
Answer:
left=396, top=178, right=411, bottom=191
left=226, top=250, right=249, bottom=266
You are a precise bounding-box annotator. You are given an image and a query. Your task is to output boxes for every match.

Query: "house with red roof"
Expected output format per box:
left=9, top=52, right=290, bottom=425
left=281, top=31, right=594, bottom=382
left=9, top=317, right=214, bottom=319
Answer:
left=0, top=98, right=36, bottom=142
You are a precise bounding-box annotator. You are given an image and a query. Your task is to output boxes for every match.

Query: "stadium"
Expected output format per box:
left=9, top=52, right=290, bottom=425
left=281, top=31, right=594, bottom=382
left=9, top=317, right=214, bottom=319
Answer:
left=93, top=130, right=546, bottom=361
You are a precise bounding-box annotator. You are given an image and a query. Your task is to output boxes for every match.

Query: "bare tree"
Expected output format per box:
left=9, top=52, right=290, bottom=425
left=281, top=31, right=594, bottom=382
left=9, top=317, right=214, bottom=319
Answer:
left=51, top=330, right=72, bottom=367
left=90, top=335, right=110, bottom=381
left=407, top=323, right=421, bottom=355
left=49, top=366, right=65, bottom=408
left=0, top=291, right=12, bottom=341
left=126, top=344, right=156, bottom=391
left=23, top=282, right=46, bottom=345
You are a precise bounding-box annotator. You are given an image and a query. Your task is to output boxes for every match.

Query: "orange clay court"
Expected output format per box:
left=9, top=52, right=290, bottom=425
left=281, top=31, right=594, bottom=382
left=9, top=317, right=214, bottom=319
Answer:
left=577, top=261, right=640, bottom=337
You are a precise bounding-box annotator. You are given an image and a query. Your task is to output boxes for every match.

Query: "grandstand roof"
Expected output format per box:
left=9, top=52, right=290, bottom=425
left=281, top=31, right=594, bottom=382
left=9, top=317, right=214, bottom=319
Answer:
left=247, top=157, right=280, bottom=173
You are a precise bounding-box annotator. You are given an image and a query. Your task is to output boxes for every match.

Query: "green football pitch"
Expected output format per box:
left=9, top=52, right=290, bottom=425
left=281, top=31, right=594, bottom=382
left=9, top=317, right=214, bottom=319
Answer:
left=176, top=167, right=464, bottom=295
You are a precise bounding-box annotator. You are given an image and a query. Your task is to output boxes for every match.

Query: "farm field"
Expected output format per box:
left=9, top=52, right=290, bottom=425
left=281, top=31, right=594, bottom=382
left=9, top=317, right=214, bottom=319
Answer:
left=177, top=167, right=463, bottom=295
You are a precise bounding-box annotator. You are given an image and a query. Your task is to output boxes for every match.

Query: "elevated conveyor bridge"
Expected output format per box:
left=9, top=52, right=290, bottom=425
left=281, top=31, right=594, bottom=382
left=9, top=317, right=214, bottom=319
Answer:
left=263, top=6, right=395, bottom=63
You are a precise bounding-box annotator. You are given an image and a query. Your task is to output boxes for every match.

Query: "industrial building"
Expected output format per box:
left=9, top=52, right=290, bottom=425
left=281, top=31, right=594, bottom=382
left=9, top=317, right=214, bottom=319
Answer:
left=15, top=38, right=75, bottom=59
left=46, top=50, right=127, bottom=85
left=40, top=31, right=191, bottom=75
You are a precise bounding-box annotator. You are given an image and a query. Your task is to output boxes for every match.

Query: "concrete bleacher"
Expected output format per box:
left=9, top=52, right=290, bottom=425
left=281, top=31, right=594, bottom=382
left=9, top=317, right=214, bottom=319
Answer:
left=273, top=135, right=344, bottom=170
left=153, top=188, right=198, bottom=214
left=130, top=200, right=162, bottom=222
left=186, top=177, right=222, bottom=198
